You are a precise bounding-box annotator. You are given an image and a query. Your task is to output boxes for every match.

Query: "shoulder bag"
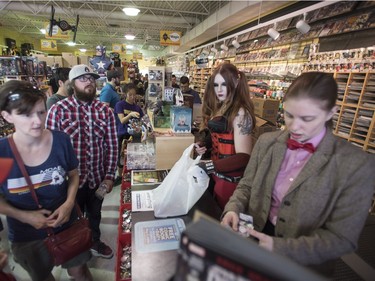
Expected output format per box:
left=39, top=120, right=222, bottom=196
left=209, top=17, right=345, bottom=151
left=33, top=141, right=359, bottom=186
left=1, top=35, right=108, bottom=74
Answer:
left=8, top=135, right=92, bottom=266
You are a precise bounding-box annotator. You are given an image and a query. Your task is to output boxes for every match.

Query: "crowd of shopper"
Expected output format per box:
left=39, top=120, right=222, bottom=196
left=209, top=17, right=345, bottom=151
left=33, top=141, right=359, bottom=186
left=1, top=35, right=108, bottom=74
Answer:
left=0, top=63, right=374, bottom=280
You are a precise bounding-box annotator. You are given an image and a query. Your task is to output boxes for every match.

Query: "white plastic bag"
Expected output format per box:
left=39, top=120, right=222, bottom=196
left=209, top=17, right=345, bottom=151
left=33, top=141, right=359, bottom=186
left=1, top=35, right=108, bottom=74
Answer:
left=153, top=143, right=210, bottom=218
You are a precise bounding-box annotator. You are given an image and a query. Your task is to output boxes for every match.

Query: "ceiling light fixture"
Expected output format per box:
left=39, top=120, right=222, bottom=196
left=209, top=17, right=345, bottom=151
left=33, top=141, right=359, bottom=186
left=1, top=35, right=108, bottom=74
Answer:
left=79, top=48, right=87, bottom=53
left=126, top=45, right=134, bottom=49
left=66, top=41, right=76, bottom=46
left=211, top=46, right=218, bottom=54
left=220, top=42, right=228, bottom=51
left=122, top=8, right=140, bottom=16
left=296, top=13, right=311, bottom=34
left=202, top=48, right=210, bottom=56
left=40, top=28, right=46, bottom=34
left=267, top=24, right=280, bottom=41
left=232, top=38, right=240, bottom=49
left=125, top=34, right=135, bottom=40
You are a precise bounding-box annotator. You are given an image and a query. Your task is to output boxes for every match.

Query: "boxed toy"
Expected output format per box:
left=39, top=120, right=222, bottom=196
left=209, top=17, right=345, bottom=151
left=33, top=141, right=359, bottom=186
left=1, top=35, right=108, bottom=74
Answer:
left=170, top=106, right=192, bottom=133
left=163, top=86, right=174, bottom=102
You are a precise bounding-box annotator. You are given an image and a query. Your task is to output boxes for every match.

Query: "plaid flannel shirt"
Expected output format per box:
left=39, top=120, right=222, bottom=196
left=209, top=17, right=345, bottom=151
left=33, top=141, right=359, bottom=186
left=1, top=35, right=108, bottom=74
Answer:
left=46, top=96, right=118, bottom=189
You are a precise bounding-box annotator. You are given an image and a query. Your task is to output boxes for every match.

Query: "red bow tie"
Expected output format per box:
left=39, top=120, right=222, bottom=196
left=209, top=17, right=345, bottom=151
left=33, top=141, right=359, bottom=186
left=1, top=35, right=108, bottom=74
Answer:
left=287, top=139, right=316, bottom=153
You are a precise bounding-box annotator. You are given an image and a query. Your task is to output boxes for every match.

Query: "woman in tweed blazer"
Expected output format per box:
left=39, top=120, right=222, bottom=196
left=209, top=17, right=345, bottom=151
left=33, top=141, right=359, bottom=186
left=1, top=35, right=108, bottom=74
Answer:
left=222, top=72, right=375, bottom=276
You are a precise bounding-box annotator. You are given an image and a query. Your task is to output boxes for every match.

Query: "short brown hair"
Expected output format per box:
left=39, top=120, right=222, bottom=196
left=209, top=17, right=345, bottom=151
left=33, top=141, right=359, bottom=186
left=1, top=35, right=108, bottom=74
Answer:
left=0, top=80, right=46, bottom=114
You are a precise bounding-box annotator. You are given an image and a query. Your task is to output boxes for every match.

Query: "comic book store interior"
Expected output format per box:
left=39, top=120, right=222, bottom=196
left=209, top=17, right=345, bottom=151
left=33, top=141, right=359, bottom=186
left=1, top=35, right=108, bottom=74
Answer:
left=0, top=1, right=375, bottom=281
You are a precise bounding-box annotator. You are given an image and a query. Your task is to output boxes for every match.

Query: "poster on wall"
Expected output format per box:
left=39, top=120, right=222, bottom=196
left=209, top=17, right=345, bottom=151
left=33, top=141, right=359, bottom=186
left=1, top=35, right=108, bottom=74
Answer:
left=112, top=44, right=122, bottom=53
left=160, top=30, right=181, bottom=46
left=44, top=22, right=69, bottom=39
left=133, top=52, right=143, bottom=59
left=40, top=39, right=57, bottom=51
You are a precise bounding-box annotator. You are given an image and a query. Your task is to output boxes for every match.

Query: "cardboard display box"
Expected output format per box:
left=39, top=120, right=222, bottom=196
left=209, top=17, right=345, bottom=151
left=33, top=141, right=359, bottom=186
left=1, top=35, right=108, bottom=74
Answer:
left=62, top=52, right=78, bottom=67
left=252, top=116, right=277, bottom=140
left=53, top=56, right=63, bottom=67
left=155, top=133, right=195, bottom=170
left=78, top=55, right=90, bottom=66
left=252, top=97, right=280, bottom=124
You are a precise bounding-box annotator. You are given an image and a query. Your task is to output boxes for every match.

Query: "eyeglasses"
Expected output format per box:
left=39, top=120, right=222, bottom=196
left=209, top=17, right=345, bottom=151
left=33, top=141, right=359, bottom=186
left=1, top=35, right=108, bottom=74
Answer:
left=77, top=75, right=96, bottom=83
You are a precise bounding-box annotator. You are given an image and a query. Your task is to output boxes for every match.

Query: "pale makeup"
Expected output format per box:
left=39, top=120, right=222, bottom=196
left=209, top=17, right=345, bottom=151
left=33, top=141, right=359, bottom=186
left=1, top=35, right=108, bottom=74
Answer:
left=213, top=73, right=227, bottom=102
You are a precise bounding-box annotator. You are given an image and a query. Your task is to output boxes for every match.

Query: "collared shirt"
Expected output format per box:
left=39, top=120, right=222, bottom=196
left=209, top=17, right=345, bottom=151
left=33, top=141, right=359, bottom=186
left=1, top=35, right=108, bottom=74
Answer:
left=46, top=95, right=118, bottom=189
left=269, top=127, right=326, bottom=225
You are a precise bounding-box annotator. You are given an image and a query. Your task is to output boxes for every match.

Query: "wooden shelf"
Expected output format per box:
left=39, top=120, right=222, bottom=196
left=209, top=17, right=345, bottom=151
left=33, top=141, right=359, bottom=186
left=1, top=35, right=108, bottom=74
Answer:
left=333, top=71, right=375, bottom=153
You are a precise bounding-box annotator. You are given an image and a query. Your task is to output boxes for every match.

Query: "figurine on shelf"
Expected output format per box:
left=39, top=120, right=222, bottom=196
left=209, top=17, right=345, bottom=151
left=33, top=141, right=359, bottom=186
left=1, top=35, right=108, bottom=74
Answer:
left=90, top=45, right=112, bottom=76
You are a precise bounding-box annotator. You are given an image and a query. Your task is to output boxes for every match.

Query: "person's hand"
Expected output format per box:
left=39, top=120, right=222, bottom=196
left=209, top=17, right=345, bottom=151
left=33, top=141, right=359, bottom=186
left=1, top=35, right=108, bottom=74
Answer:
left=46, top=201, right=74, bottom=228
left=102, top=179, right=114, bottom=194
left=194, top=142, right=207, bottom=156
left=249, top=229, right=274, bottom=251
left=0, top=251, right=8, bottom=270
left=221, top=211, right=239, bottom=231
left=131, top=111, right=140, bottom=118
left=23, top=209, right=52, bottom=229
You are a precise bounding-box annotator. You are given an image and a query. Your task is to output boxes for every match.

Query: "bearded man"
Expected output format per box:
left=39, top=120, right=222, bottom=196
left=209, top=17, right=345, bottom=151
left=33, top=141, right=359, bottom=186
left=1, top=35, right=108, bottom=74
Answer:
left=46, top=64, right=118, bottom=259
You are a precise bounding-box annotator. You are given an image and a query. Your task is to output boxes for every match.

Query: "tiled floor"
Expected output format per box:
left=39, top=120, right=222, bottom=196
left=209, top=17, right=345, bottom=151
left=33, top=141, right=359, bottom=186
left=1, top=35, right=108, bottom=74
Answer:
left=0, top=184, right=121, bottom=281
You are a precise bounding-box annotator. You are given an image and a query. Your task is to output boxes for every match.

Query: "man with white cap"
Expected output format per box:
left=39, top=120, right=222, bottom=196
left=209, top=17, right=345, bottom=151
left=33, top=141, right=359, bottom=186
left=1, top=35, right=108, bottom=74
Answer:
left=46, top=64, right=118, bottom=259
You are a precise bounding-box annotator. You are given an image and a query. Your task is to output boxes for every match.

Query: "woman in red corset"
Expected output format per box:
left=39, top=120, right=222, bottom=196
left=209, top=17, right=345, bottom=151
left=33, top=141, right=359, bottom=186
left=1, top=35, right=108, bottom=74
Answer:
left=195, top=63, right=256, bottom=209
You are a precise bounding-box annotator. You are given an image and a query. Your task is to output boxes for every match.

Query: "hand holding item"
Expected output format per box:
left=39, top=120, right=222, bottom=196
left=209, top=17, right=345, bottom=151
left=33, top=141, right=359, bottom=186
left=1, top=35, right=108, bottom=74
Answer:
left=221, top=211, right=239, bottom=232
left=249, top=229, right=274, bottom=251
left=24, top=209, right=52, bottom=229
left=46, top=200, right=74, bottom=228
left=194, top=142, right=207, bottom=156
left=131, top=111, right=140, bottom=118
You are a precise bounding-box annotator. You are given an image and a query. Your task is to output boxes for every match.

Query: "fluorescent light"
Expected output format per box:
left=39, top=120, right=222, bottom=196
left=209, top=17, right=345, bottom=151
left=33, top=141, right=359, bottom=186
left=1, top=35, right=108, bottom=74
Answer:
left=125, top=34, right=135, bottom=40
left=126, top=45, right=133, bottom=49
left=40, top=29, right=46, bottom=34
left=122, top=7, right=140, bottom=16
left=79, top=48, right=87, bottom=53
left=66, top=41, right=76, bottom=46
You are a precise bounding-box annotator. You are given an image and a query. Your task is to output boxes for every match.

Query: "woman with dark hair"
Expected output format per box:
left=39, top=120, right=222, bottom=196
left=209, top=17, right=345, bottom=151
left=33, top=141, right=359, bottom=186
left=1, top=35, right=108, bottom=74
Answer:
left=115, top=83, right=144, bottom=177
left=195, top=63, right=256, bottom=209
left=0, top=80, right=92, bottom=281
left=221, top=72, right=375, bottom=276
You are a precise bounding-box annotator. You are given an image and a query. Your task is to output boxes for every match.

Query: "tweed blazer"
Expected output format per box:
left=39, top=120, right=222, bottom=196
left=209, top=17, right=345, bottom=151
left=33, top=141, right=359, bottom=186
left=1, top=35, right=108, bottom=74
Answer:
left=224, top=129, right=375, bottom=265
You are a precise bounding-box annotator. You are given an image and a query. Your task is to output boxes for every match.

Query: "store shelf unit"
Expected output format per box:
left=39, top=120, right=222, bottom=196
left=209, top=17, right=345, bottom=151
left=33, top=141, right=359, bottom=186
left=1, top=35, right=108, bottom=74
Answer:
left=333, top=71, right=375, bottom=153
left=188, top=65, right=212, bottom=95
left=116, top=159, right=132, bottom=281
left=148, top=66, right=165, bottom=102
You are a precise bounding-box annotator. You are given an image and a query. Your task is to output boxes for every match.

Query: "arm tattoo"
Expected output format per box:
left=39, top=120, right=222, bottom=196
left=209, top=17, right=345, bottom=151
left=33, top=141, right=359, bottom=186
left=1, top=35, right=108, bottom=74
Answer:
left=236, top=115, right=252, bottom=135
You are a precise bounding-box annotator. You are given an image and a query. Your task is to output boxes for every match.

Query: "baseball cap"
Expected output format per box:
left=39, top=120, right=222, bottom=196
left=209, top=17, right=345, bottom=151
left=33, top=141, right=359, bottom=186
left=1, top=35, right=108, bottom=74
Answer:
left=0, top=158, right=13, bottom=184
left=69, top=64, right=100, bottom=81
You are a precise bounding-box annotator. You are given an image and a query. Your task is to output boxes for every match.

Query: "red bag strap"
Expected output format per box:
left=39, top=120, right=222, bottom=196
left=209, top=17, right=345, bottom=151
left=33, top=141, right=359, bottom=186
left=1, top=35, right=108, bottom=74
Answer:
left=7, top=134, right=84, bottom=218
left=8, top=134, right=41, bottom=208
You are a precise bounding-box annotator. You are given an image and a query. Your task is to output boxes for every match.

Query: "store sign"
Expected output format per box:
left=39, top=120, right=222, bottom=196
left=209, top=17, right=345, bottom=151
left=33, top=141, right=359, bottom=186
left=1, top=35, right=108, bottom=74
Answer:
left=44, top=22, right=69, bottom=39
left=40, top=39, right=57, bottom=51
left=195, top=57, right=209, bottom=68
left=160, top=30, right=181, bottom=46
left=133, top=52, right=143, bottom=59
left=112, top=44, right=122, bottom=53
